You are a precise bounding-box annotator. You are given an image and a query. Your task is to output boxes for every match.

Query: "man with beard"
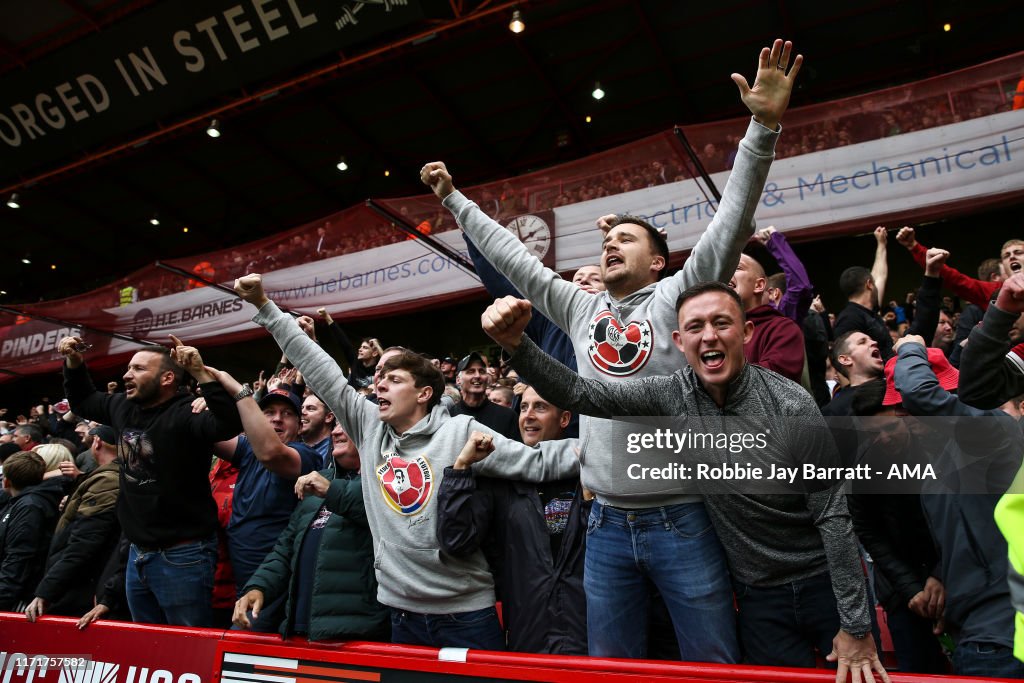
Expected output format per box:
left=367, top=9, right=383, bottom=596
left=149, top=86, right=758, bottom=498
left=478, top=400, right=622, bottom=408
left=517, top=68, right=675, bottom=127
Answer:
left=300, top=394, right=335, bottom=467
left=58, top=335, right=242, bottom=626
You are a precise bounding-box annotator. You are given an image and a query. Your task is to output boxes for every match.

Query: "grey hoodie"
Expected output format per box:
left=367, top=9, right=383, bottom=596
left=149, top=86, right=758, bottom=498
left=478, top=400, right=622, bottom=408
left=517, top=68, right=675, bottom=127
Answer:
left=443, top=117, right=778, bottom=507
left=253, top=301, right=579, bottom=614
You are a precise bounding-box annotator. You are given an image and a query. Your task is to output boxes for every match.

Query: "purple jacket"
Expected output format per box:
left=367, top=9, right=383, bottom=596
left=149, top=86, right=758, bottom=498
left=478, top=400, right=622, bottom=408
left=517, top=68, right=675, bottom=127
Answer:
left=764, top=231, right=813, bottom=326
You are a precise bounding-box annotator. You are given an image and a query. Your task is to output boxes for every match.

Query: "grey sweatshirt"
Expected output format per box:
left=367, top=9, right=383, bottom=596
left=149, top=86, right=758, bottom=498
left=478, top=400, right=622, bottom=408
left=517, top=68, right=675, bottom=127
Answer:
left=444, top=117, right=778, bottom=507
left=511, top=335, right=872, bottom=635
left=253, top=302, right=579, bottom=614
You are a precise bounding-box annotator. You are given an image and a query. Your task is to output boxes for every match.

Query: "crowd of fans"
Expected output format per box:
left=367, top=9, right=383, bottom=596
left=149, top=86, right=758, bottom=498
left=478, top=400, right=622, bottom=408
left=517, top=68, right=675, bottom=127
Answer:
left=4, top=41, right=1024, bottom=683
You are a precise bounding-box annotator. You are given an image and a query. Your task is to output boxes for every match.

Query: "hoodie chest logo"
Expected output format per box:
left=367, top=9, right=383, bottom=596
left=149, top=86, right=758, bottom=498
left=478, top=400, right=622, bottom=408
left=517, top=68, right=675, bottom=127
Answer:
left=587, top=311, right=653, bottom=377
left=376, top=454, right=433, bottom=515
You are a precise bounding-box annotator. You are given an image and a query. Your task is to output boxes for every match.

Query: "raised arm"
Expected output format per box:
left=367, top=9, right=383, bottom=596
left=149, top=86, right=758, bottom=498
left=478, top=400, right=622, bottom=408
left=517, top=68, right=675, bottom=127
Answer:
left=423, top=162, right=589, bottom=332
left=235, top=274, right=378, bottom=446
left=897, top=227, right=997, bottom=308
left=59, top=337, right=117, bottom=425
left=958, top=275, right=1024, bottom=408
left=674, top=40, right=801, bottom=290
left=904, top=249, right=946, bottom=345
left=483, top=296, right=675, bottom=418
left=755, top=227, right=813, bottom=325
left=870, top=227, right=889, bottom=306
left=167, top=336, right=244, bottom=442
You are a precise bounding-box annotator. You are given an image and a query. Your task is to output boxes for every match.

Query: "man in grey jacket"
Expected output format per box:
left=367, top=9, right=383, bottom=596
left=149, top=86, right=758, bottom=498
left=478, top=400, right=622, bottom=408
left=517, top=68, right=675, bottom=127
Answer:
left=233, top=274, right=579, bottom=650
left=483, top=284, right=887, bottom=682
left=422, top=38, right=803, bottom=662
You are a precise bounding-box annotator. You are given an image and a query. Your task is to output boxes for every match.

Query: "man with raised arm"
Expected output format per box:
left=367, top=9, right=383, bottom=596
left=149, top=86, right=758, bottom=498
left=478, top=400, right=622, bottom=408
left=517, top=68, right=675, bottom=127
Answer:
left=421, top=39, right=802, bottom=661
left=232, top=273, right=579, bottom=650
left=57, top=335, right=243, bottom=626
left=483, top=288, right=888, bottom=682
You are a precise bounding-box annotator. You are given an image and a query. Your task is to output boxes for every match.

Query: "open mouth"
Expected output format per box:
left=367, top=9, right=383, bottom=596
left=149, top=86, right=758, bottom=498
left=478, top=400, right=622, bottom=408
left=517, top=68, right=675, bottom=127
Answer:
left=378, top=399, right=391, bottom=411
left=870, top=348, right=881, bottom=360
left=701, top=351, right=725, bottom=369
left=1011, top=261, right=1022, bottom=273
left=605, top=255, right=623, bottom=269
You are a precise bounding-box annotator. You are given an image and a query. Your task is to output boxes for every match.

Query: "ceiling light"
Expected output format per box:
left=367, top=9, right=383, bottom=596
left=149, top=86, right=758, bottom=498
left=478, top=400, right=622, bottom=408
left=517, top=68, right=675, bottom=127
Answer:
left=6, top=193, right=19, bottom=209
left=943, top=22, right=951, bottom=32
left=150, top=213, right=160, bottom=226
left=206, top=119, right=221, bottom=138
left=0, top=290, right=6, bottom=295
left=50, top=264, right=56, bottom=270
left=21, top=257, right=31, bottom=265
left=509, top=9, right=525, bottom=33
left=384, top=170, right=390, bottom=177
left=585, top=115, right=592, bottom=123
left=183, top=227, right=189, bottom=233
left=336, top=156, right=349, bottom=172
left=592, top=82, right=605, bottom=100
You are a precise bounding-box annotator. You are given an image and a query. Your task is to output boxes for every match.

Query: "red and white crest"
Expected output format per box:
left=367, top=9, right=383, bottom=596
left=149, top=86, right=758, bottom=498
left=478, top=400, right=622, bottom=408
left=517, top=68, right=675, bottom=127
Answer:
left=587, top=311, right=653, bottom=377
left=376, top=454, right=433, bottom=515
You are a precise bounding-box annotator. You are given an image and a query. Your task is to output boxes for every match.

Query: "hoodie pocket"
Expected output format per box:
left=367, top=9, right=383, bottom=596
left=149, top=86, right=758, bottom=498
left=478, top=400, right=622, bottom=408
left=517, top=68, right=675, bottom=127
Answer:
left=374, top=537, right=492, bottom=603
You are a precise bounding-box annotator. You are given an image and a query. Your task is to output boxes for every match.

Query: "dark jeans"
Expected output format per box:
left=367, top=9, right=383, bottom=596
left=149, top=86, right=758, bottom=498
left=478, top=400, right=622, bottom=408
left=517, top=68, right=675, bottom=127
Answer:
left=884, top=603, right=949, bottom=674
left=389, top=606, right=506, bottom=650
left=734, top=571, right=841, bottom=667
left=127, top=536, right=217, bottom=627
left=953, top=641, right=1024, bottom=678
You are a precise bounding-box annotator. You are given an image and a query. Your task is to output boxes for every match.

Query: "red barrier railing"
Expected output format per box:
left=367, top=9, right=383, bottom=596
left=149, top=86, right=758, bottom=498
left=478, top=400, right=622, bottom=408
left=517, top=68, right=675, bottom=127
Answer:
left=0, top=612, right=1015, bottom=683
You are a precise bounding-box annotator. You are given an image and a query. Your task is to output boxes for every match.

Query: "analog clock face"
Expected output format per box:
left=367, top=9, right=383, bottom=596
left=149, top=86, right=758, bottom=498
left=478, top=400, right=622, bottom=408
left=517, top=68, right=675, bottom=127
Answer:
left=506, top=214, right=551, bottom=259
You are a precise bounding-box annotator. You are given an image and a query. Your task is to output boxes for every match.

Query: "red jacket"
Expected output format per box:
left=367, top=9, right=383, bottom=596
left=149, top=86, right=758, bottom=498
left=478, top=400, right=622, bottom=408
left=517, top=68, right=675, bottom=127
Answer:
left=910, top=242, right=999, bottom=309
left=744, top=305, right=806, bottom=383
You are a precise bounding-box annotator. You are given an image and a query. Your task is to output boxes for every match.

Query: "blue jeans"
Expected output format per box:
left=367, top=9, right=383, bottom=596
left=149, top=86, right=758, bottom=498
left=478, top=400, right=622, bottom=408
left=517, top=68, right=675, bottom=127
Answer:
left=953, top=641, right=1024, bottom=678
left=584, top=502, right=739, bottom=662
left=734, top=571, right=841, bottom=667
left=389, top=606, right=506, bottom=650
left=127, top=537, right=217, bottom=627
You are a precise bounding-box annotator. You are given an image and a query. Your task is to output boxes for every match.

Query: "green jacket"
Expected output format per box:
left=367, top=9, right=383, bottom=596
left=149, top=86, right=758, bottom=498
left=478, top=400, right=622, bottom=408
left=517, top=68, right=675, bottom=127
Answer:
left=244, top=469, right=387, bottom=641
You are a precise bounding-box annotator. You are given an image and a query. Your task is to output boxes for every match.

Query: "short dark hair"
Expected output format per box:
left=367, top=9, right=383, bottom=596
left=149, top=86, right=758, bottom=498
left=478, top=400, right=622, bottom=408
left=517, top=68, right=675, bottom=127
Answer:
left=674, top=281, right=745, bottom=320
left=766, top=273, right=787, bottom=294
left=839, top=266, right=872, bottom=299
left=379, top=351, right=446, bottom=409
left=606, top=215, right=670, bottom=280
left=2, top=451, right=46, bottom=490
left=138, top=346, right=185, bottom=385
left=830, top=331, right=858, bottom=379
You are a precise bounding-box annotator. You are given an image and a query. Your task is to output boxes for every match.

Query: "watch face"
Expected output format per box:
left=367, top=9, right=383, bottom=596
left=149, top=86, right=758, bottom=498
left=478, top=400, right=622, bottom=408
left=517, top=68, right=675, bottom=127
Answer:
left=506, top=214, right=552, bottom=259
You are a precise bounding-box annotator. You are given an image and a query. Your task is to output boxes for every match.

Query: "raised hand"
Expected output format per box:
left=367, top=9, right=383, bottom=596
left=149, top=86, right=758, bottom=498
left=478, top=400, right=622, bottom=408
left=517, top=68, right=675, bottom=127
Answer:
left=420, top=162, right=455, bottom=200
left=453, top=431, right=496, bottom=470
left=730, top=39, right=803, bottom=131
left=234, top=274, right=270, bottom=309
left=874, top=226, right=888, bottom=246
left=596, top=214, right=619, bottom=234
left=296, top=316, right=316, bottom=341
left=996, top=273, right=1024, bottom=314
left=753, top=225, right=778, bottom=244
left=57, top=336, right=86, bottom=368
left=895, top=226, right=917, bottom=250
left=481, top=296, right=533, bottom=353
left=924, top=248, right=950, bottom=278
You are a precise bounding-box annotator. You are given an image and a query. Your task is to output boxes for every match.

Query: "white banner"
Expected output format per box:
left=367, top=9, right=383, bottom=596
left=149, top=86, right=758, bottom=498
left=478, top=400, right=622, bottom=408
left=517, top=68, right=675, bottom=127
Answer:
left=552, top=109, right=1024, bottom=269
left=7, top=110, right=1024, bottom=370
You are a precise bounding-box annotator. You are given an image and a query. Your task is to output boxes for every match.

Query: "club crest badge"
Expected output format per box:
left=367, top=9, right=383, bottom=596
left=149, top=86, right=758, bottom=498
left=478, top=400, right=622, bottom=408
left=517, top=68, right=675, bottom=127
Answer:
left=376, top=454, right=433, bottom=515
left=587, top=311, right=653, bottom=377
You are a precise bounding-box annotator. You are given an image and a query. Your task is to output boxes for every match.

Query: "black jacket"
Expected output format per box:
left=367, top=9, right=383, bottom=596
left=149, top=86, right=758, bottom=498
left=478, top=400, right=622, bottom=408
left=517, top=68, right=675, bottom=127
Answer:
left=64, top=363, right=243, bottom=548
left=0, top=478, right=64, bottom=610
left=34, top=463, right=121, bottom=615
left=437, top=467, right=589, bottom=654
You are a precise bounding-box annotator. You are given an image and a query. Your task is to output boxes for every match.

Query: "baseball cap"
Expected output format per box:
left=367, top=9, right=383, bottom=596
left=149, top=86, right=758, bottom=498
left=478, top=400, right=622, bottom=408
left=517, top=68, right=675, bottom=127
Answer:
left=456, top=352, right=486, bottom=374
left=882, top=347, right=959, bottom=406
left=258, top=389, right=302, bottom=414
left=88, top=424, right=117, bottom=446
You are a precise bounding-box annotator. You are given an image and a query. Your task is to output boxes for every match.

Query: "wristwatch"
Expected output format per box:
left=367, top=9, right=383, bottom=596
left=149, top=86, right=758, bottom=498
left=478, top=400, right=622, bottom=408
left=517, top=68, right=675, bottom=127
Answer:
left=234, top=384, right=254, bottom=402
left=848, top=629, right=870, bottom=640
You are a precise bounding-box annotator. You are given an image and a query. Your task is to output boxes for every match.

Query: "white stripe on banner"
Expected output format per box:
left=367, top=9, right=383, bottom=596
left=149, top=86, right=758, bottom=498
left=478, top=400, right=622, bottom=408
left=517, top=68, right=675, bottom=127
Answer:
left=221, top=673, right=296, bottom=683
left=223, top=653, right=299, bottom=669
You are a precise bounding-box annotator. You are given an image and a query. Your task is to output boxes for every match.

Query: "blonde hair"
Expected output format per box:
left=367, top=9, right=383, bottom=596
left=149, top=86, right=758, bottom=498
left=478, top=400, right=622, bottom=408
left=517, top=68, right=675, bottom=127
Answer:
left=32, top=443, right=73, bottom=472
